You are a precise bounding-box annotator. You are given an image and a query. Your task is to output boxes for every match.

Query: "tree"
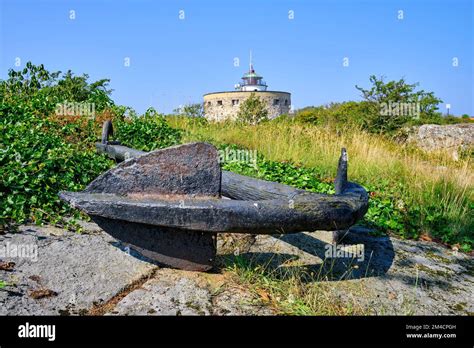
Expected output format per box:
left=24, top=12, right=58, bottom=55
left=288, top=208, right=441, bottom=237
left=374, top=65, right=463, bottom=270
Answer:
left=236, top=92, right=269, bottom=125
left=0, top=62, right=114, bottom=112
left=356, top=75, right=443, bottom=133
left=174, top=103, right=204, bottom=118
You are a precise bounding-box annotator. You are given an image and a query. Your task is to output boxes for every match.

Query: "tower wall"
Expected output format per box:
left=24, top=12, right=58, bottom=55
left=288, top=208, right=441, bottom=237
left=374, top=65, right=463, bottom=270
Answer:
left=203, top=91, right=291, bottom=122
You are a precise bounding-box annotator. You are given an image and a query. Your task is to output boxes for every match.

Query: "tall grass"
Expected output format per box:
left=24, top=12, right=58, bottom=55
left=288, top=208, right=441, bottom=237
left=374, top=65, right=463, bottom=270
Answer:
left=168, top=117, right=473, bottom=249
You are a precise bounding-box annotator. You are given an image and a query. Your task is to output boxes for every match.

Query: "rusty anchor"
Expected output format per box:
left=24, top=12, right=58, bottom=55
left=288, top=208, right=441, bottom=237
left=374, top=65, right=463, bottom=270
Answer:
left=59, top=121, right=369, bottom=271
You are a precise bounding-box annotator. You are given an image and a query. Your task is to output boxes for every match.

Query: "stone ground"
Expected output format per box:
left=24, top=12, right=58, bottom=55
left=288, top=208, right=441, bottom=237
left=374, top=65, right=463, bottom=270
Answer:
left=0, top=222, right=472, bottom=315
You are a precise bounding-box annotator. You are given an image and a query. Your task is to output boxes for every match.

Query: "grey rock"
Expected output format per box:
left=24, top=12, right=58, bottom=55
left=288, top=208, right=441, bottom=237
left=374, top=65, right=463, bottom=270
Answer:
left=0, top=224, right=271, bottom=315
left=108, top=268, right=272, bottom=316
left=406, top=123, right=474, bottom=159
left=0, top=225, right=156, bottom=315
left=3, top=222, right=471, bottom=316
left=108, top=269, right=213, bottom=315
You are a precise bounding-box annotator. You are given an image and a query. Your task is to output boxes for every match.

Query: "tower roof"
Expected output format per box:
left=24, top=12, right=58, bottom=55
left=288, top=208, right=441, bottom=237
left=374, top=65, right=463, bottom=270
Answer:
left=235, top=52, right=267, bottom=91
left=242, top=70, right=262, bottom=79
left=241, top=63, right=264, bottom=82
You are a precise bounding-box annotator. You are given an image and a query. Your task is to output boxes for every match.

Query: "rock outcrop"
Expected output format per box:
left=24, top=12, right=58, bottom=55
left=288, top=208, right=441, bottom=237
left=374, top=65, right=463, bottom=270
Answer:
left=1, top=222, right=472, bottom=315
left=406, top=123, right=473, bottom=160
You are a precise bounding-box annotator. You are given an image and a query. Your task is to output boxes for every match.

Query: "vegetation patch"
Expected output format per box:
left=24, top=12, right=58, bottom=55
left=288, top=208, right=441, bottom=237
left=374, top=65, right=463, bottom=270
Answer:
left=114, top=107, right=182, bottom=151
left=0, top=64, right=181, bottom=229
left=223, top=255, right=370, bottom=315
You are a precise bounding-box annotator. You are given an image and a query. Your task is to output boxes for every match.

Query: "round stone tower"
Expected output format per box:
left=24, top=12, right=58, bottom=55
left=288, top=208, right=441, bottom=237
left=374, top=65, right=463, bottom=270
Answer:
left=203, top=58, right=291, bottom=122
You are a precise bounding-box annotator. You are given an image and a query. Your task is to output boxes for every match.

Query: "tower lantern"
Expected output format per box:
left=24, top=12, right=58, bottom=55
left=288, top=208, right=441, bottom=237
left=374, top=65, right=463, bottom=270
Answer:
left=236, top=53, right=267, bottom=92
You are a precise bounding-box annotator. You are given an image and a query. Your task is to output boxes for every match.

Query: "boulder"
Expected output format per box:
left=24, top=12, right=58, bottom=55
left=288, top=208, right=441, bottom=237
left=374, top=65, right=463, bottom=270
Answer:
left=406, top=123, right=474, bottom=160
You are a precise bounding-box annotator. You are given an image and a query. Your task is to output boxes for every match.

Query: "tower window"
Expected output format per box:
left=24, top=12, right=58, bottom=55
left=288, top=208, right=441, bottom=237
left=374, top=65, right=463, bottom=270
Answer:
left=232, top=99, right=239, bottom=106
left=207, top=101, right=211, bottom=106
left=217, top=100, right=223, bottom=106
left=285, top=99, right=288, bottom=106
left=273, top=99, right=280, bottom=106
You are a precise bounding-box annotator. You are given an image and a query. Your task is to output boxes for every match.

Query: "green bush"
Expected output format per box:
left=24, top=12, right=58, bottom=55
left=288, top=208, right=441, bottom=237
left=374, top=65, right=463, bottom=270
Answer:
left=237, top=92, right=269, bottom=125
left=173, top=103, right=204, bottom=118
left=0, top=64, right=185, bottom=228
left=293, top=106, right=326, bottom=125
left=0, top=62, right=114, bottom=112
left=0, top=63, right=120, bottom=227
left=0, top=97, right=112, bottom=226
left=292, top=76, right=450, bottom=135
left=115, top=108, right=182, bottom=151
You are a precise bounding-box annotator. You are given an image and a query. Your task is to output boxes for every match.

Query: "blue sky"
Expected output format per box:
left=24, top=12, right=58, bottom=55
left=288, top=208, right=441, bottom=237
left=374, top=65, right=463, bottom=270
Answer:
left=1, top=0, right=472, bottom=115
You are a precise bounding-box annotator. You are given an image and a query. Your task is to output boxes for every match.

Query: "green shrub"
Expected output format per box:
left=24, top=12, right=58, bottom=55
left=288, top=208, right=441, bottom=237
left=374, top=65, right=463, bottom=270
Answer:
left=293, top=101, right=379, bottom=129
left=293, top=76, right=447, bottom=135
left=0, top=97, right=112, bottom=226
left=236, top=92, right=269, bottom=125
left=115, top=108, right=182, bottom=151
left=173, top=103, right=204, bottom=118
left=0, top=62, right=114, bottom=112
left=293, top=106, right=327, bottom=125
